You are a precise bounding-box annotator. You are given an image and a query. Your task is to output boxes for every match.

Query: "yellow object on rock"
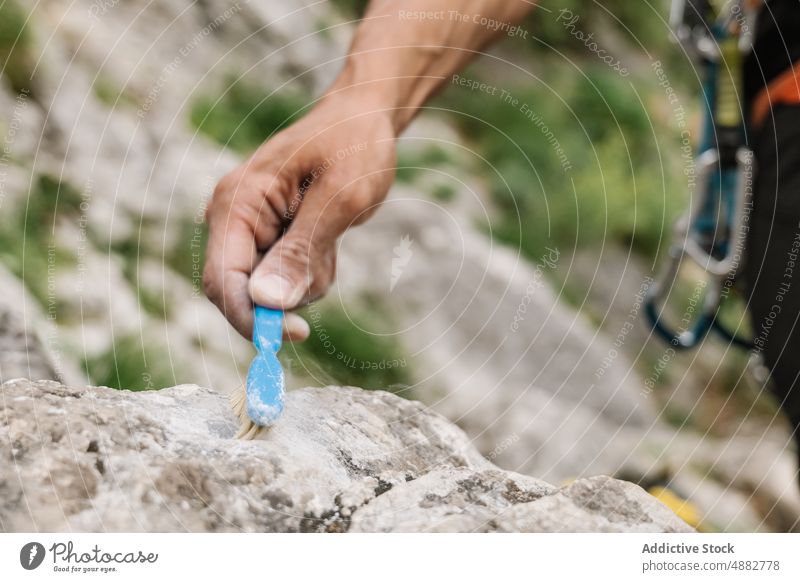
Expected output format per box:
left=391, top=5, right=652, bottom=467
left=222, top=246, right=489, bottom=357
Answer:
left=648, top=486, right=704, bottom=531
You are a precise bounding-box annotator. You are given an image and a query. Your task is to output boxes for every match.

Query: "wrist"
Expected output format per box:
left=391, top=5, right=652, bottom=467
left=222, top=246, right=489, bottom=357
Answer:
left=323, top=53, right=439, bottom=134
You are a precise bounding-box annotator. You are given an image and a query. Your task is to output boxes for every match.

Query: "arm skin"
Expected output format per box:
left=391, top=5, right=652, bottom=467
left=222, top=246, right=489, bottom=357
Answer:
left=203, top=0, right=537, bottom=340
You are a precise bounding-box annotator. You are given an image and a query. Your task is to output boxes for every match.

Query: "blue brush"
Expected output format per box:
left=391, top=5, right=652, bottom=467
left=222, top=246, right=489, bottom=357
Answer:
left=233, top=305, right=285, bottom=439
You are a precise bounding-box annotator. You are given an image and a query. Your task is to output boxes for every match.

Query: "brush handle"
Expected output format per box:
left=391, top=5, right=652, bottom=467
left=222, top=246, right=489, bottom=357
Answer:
left=245, top=306, right=285, bottom=427
left=253, top=305, right=283, bottom=352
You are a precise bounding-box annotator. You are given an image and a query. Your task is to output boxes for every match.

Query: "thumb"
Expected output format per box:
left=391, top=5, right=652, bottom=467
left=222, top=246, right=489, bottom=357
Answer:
left=248, top=230, right=318, bottom=309
left=248, top=180, right=344, bottom=309
left=249, top=164, right=378, bottom=309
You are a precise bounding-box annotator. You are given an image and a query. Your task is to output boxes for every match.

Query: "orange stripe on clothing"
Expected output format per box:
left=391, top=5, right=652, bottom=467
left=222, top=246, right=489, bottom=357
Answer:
left=752, top=60, right=800, bottom=129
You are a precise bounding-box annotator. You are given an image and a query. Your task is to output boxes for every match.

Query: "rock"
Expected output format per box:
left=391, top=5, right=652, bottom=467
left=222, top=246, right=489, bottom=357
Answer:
left=333, top=196, right=800, bottom=531
left=0, top=303, right=60, bottom=385
left=349, top=471, right=686, bottom=533
left=335, top=189, right=658, bottom=483
left=0, top=379, right=691, bottom=533
left=0, top=266, right=73, bottom=385
left=1, top=0, right=786, bottom=534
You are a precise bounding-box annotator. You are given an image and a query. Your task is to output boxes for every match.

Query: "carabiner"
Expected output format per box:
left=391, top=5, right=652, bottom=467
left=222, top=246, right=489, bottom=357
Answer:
left=644, top=148, right=753, bottom=350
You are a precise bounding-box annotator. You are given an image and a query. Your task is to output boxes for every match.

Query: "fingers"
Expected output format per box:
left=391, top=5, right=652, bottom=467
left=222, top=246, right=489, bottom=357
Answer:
left=205, top=123, right=393, bottom=336
left=283, top=312, right=310, bottom=342
left=248, top=224, right=336, bottom=310
left=204, top=220, right=312, bottom=341
left=249, top=174, right=353, bottom=310
left=204, top=169, right=300, bottom=339
left=203, top=213, right=259, bottom=338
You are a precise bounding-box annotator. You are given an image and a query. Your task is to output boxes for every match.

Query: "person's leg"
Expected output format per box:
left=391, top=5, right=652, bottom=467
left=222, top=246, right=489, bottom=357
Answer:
left=745, top=104, right=800, bottom=474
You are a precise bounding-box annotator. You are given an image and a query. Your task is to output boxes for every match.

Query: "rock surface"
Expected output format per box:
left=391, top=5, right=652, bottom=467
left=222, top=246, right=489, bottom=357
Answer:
left=2, top=0, right=796, bottom=533
left=334, top=192, right=800, bottom=532
left=0, top=379, right=691, bottom=533
left=336, top=193, right=656, bottom=484
left=0, top=266, right=67, bottom=385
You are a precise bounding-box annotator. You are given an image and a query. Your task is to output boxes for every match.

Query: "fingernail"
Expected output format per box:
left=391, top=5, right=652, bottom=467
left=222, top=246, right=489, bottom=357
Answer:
left=255, top=274, right=301, bottom=307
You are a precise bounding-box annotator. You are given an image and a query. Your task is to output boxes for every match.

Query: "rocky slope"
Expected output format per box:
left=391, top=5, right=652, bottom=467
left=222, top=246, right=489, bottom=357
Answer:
left=0, top=266, right=64, bottom=385
left=1, top=0, right=798, bottom=533
left=333, top=187, right=800, bottom=532
left=0, top=379, right=691, bottom=533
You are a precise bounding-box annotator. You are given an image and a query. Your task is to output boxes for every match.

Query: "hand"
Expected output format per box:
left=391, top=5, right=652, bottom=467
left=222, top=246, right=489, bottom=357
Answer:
left=203, top=91, right=397, bottom=340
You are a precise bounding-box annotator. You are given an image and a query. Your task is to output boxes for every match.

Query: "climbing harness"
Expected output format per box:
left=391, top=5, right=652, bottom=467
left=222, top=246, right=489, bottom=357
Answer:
left=645, top=0, right=756, bottom=350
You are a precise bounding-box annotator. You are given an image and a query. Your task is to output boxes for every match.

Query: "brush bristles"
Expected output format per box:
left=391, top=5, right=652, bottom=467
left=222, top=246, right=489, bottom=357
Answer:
left=230, top=385, right=263, bottom=440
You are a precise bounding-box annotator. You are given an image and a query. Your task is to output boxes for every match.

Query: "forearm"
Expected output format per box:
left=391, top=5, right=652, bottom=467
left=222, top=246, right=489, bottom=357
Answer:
left=326, top=0, right=536, bottom=132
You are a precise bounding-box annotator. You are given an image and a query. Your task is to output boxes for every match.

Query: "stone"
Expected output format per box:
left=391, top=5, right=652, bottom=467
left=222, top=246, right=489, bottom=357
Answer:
left=0, top=379, right=691, bottom=533
left=335, top=188, right=658, bottom=483
left=0, top=266, right=67, bottom=384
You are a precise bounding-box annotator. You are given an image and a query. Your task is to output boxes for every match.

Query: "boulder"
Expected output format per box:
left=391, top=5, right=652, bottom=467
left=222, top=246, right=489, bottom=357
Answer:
left=0, top=379, right=691, bottom=533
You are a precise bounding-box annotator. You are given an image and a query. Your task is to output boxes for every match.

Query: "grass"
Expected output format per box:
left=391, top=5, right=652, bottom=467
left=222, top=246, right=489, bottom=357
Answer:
left=280, top=304, right=413, bottom=396
left=0, top=175, right=83, bottom=305
left=431, top=184, right=457, bottom=203
left=120, top=261, right=171, bottom=319
left=527, top=0, right=674, bottom=56
left=0, top=177, right=180, bottom=390
left=104, top=229, right=174, bottom=318
left=92, top=75, right=139, bottom=109
left=23, top=175, right=84, bottom=237
left=0, top=0, right=34, bottom=94
left=83, top=335, right=177, bottom=391
left=100, top=213, right=211, bottom=318
left=190, top=76, right=311, bottom=153
left=435, top=62, right=686, bottom=262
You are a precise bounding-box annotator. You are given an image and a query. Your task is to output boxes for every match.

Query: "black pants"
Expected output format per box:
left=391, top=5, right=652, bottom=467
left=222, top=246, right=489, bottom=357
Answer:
left=742, top=0, right=800, bottom=470
left=745, top=105, right=800, bottom=451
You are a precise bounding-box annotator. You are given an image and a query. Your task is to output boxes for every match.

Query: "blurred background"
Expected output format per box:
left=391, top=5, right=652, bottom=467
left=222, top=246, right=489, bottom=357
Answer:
left=1, top=0, right=798, bottom=531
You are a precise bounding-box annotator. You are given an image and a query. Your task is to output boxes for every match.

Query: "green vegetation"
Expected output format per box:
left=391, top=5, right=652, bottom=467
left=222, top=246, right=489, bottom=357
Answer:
left=120, top=262, right=171, bottom=319
left=116, top=216, right=212, bottom=318
left=92, top=75, right=139, bottom=109
left=436, top=62, right=686, bottom=261
left=136, top=285, right=169, bottom=318
left=190, top=77, right=311, bottom=153
left=23, top=175, right=84, bottom=239
left=431, top=183, right=457, bottom=203
left=166, top=217, right=208, bottom=282
left=527, top=0, right=674, bottom=59
left=396, top=145, right=455, bottom=183
left=83, top=335, right=177, bottom=391
left=0, top=175, right=82, bottom=304
left=281, top=304, right=413, bottom=396
left=105, top=226, right=173, bottom=318
left=0, top=0, right=34, bottom=93
left=660, top=403, right=697, bottom=430
left=329, top=0, right=369, bottom=19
